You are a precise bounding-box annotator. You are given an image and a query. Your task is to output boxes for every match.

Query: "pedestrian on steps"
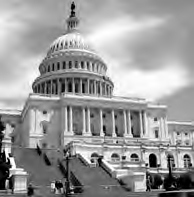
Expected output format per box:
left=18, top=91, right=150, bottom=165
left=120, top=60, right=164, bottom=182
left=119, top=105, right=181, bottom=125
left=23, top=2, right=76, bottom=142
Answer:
left=27, top=183, right=34, bottom=197
left=51, top=181, right=55, bottom=193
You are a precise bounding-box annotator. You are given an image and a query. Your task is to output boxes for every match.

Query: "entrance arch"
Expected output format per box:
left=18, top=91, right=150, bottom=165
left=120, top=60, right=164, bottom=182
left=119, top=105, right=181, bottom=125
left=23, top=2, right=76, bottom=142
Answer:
left=149, top=153, right=157, bottom=168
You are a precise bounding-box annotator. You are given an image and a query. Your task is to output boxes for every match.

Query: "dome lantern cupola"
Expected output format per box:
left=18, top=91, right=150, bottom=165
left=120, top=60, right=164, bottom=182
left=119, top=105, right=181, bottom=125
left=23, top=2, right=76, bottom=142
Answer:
left=66, top=2, right=79, bottom=32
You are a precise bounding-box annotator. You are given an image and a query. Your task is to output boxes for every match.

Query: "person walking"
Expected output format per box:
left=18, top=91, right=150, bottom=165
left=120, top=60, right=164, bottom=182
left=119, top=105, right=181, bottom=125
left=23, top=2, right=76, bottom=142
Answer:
left=146, top=176, right=151, bottom=192
left=50, top=181, right=55, bottom=193
left=27, top=183, right=34, bottom=197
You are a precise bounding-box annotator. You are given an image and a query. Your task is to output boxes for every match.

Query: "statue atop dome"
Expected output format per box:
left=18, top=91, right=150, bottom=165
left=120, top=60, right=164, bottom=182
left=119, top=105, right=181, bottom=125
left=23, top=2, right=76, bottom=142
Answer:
left=66, top=1, right=79, bottom=31
left=70, top=2, right=76, bottom=17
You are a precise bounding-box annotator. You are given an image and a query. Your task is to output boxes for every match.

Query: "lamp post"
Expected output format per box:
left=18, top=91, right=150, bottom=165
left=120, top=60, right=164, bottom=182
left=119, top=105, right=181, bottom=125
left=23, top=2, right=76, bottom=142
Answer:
left=167, top=155, right=172, bottom=180
left=65, top=151, right=70, bottom=197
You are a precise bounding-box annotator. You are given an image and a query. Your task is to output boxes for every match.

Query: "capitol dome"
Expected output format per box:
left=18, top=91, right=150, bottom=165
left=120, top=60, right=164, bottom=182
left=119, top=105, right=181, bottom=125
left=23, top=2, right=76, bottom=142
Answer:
left=32, top=2, right=114, bottom=98
left=47, top=32, right=94, bottom=56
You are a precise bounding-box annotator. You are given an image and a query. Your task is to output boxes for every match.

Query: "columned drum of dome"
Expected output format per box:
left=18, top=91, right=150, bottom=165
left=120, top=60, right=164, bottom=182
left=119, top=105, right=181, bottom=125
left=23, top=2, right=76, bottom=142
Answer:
left=32, top=3, right=114, bottom=97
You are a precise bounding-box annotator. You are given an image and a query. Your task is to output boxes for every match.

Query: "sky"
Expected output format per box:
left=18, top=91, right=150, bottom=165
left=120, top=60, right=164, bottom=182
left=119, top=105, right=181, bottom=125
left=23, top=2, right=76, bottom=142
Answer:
left=0, top=0, right=194, bottom=121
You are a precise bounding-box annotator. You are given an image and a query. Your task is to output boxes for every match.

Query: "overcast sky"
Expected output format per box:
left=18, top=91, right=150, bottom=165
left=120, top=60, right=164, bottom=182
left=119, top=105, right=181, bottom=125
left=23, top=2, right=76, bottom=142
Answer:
left=0, top=0, right=194, bottom=121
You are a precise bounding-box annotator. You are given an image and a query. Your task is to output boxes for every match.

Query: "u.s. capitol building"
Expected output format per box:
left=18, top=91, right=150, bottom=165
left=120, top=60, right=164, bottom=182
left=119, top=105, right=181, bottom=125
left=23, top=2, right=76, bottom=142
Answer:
left=1, top=2, right=193, bottom=192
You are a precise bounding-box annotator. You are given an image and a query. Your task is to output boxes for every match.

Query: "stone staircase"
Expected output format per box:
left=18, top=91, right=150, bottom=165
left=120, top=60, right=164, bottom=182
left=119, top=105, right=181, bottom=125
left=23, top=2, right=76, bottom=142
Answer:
left=62, top=156, right=128, bottom=196
left=12, top=147, right=63, bottom=196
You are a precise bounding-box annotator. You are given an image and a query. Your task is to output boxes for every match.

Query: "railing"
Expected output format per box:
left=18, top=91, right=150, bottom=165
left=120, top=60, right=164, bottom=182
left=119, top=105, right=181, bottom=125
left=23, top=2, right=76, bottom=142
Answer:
left=65, top=135, right=170, bottom=147
left=77, top=154, right=90, bottom=167
left=101, top=159, right=117, bottom=178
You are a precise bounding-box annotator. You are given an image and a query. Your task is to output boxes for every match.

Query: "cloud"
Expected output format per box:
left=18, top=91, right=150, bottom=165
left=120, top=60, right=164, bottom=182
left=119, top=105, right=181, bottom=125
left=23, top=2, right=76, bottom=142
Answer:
left=87, top=15, right=190, bottom=101
left=111, top=60, right=190, bottom=100
left=0, top=54, right=42, bottom=109
left=87, top=15, right=167, bottom=55
left=88, top=15, right=166, bottom=44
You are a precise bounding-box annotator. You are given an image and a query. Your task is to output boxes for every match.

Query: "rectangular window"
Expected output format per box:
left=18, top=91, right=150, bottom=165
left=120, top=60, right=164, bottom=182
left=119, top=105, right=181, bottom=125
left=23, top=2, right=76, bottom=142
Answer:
left=81, top=61, right=84, bottom=69
left=155, top=129, right=159, bottom=138
left=154, top=117, right=158, bottom=122
left=57, top=62, right=60, bottom=70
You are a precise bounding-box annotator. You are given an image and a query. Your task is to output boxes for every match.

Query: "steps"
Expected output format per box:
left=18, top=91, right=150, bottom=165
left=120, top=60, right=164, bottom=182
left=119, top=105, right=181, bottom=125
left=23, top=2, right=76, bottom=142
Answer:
left=13, top=148, right=63, bottom=187
left=63, top=156, right=165, bottom=197
left=63, top=156, right=128, bottom=196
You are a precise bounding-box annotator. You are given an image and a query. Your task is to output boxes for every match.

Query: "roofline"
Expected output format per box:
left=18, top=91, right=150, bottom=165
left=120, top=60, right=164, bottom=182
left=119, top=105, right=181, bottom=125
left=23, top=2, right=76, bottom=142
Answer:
left=167, top=121, right=194, bottom=126
left=0, top=109, right=22, bottom=116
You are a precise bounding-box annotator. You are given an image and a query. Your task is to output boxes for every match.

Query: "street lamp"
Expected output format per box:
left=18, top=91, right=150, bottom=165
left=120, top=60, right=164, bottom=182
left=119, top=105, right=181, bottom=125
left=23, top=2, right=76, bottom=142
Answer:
left=65, top=151, right=70, bottom=197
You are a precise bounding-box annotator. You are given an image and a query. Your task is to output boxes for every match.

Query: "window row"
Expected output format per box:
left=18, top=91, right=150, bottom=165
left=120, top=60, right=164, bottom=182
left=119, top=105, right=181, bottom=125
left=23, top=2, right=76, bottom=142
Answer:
left=90, top=152, right=140, bottom=163
left=40, top=60, right=106, bottom=75
left=34, top=78, right=113, bottom=97
left=96, top=152, right=192, bottom=168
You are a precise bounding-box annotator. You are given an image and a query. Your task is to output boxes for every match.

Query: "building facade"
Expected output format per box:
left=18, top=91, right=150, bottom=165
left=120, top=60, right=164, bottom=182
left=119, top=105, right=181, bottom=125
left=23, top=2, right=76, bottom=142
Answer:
left=0, top=3, right=194, bottom=191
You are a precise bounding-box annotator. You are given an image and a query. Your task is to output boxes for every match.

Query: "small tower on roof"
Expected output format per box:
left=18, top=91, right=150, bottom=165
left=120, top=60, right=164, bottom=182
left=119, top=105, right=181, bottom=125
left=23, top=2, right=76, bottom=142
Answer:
left=66, top=2, right=79, bottom=32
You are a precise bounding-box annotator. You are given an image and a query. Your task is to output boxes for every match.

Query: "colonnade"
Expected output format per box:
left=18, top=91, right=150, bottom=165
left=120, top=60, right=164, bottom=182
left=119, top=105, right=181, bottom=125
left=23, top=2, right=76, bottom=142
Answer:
left=63, top=106, right=148, bottom=138
left=34, top=78, right=113, bottom=97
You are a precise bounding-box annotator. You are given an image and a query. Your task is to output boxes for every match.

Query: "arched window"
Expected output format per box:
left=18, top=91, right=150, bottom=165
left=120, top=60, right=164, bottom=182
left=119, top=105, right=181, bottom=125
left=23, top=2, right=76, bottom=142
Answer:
left=91, top=153, right=99, bottom=159
left=184, top=154, right=191, bottom=168
left=91, top=153, right=99, bottom=163
left=111, top=153, right=120, bottom=162
left=149, top=154, right=157, bottom=168
left=131, top=154, right=139, bottom=162
left=167, top=154, right=175, bottom=168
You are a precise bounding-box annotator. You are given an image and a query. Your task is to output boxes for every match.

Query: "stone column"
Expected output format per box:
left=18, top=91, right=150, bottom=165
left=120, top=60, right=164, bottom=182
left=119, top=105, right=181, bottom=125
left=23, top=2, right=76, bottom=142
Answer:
left=139, top=111, right=143, bottom=138
left=100, top=82, right=102, bottom=96
left=44, top=82, right=47, bottom=94
left=51, top=80, right=53, bottom=94
left=65, top=78, right=68, bottom=93
left=82, top=107, right=86, bottom=135
left=57, top=79, right=60, bottom=95
left=69, top=106, right=73, bottom=134
left=143, top=111, right=149, bottom=138
left=125, top=110, right=132, bottom=137
left=72, top=78, right=75, bottom=93
left=159, top=117, right=163, bottom=139
left=64, top=106, right=68, bottom=133
left=123, top=110, right=127, bottom=137
left=105, top=84, right=107, bottom=96
left=112, top=110, right=116, bottom=137
left=164, top=116, right=169, bottom=139
left=86, top=108, right=91, bottom=135
left=100, top=109, right=104, bottom=136
left=87, top=79, right=90, bottom=94
left=94, top=80, right=97, bottom=95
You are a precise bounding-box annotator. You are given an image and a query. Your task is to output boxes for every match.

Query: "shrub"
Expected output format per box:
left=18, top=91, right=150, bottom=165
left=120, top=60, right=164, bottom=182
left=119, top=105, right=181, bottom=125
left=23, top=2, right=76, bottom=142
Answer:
left=179, top=173, right=192, bottom=189
left=152, top=174, right=163, bottom=189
